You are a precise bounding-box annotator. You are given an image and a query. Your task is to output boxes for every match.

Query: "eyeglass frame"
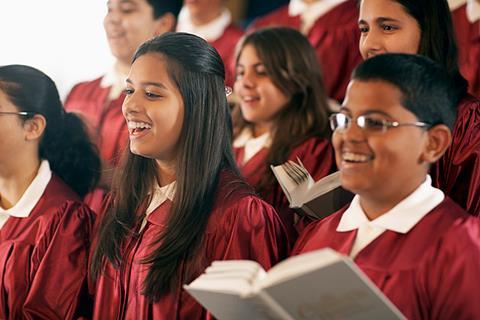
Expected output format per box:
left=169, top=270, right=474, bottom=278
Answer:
left=0, top=111, right=36, bottom=117
left=329, top=112, right=431, bottom=134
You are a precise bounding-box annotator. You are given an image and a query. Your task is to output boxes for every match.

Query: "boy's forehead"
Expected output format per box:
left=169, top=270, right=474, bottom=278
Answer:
left=342, top=79, right=405, bottom=114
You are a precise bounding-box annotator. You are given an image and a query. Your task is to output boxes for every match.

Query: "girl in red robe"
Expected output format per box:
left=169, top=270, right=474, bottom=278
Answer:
left=294, top=54, right=480, bottom=319
left=90, top=33, right=289, bottom=320
left=65, top=0, right=183, bottom=213
left=450, top=0, right=480, bottom=97
left=176, top=0, right=244, bottom=87
left=0, top=65, right=100, bottom=319
left=358, top=0, right=480, bottom=216
left=248, top=0, right=363, bottom=102
left=232, top=27, right=336, bottom=244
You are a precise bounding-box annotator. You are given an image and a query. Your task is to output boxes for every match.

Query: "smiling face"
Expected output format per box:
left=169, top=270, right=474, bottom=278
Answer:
left=104, top=0, right=164, bottom=65
left=358, top=0, right=421, bottom=59
left=333, top=80, right=429, bottom=203
left=233, top=44, right=290, bottom=136
left=123, top=53, right=184, bottom=162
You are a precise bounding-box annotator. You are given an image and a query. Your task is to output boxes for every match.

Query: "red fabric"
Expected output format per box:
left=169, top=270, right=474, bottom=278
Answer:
left=431, top=95, right=480, bottom=216
left=234, top=136, right=336, bottom=243
left=210, top=24, right=244, bottom=87
left=451, top=4, right=480, bottom=97
left=65, top=77, right=129, bottom=213
left=248, top=1, right=362, bottom=102
left=92, top=170, right=289, bottom=320
left=293, top=198, right=480, bottom=320
left=0, top=176, right=95, bottom=319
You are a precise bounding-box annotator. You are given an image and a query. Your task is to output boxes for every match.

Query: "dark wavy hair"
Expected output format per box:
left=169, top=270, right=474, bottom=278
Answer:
left=232, top=27, right=332, bottom=192
left=0, top=65, right=100, bottom=197
left=91, top=32, right=240, bottom=301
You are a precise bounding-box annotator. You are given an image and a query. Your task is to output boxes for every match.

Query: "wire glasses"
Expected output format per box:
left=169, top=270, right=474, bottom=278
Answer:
left=0, top=111, right=35, bottom=117
left=329, top=113, right=430, bottom=134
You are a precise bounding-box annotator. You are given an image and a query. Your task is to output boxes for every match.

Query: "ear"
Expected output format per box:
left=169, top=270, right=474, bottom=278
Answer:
left=23, top=114, right=47, bottom=141
left=153, top=13, right=176, bottom=35
left=419, top=124, right=452, bottom=164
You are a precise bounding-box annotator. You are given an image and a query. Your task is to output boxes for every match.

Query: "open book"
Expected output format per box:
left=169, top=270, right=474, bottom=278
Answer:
left=271, top=160, right=353, bottom=219
left=185, top=248, right=405, bottom=320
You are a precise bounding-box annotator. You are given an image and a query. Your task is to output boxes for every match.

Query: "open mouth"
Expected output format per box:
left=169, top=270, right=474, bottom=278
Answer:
left=242, top=95, right=260, bottom=103
left=342, top=152, right=373, bottom=163
left=127, top=121, right=152, bottom=135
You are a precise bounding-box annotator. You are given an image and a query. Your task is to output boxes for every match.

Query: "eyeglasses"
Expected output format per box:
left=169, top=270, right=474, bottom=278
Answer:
left=329, top=113, right=430, bottom=134
left=0, top=111, right=35, bottom=117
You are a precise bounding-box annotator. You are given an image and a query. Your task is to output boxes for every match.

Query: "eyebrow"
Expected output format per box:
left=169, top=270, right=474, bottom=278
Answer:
left=358, top=17, right=402, bottom=25
left=340, top=106, right=393, bottom=118
left=236, top=62, right=264, bottom=68
left=125, top=78, right=168, bottom=90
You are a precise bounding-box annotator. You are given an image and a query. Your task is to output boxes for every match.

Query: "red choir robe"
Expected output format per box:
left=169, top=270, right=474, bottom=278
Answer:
left=0, top=175, right=95, bottom=319
left=293, top=197, right=480, bottom=319
left=92, top=170, right=289, bottom=320
left=210, top=24, right=244, bottom=87
left=431, top=95, right=480, bottom=216
left=234, top=137, right=336, bottom=244
left=451, top=4, right=480, bottom=97
left=65, top=77, right=128, bottom=213
left=248, top=0, right=362, bottom=102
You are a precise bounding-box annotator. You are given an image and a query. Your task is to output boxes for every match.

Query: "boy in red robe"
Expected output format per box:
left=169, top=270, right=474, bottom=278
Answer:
left=294, top=54, right=480, bottom=319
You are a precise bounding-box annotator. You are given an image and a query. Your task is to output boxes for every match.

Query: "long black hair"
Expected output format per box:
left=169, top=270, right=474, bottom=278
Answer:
left=233, top=27, right=331, bottom=192
left=91, top=32, right=239, bottom=301
left=0, top=65, right=100, bottom=197
left=381, top=0, right=468, bottom=100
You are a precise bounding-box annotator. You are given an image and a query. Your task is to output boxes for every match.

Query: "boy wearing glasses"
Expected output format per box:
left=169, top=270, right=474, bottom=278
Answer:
left=293, top=53, right=480, bottom=319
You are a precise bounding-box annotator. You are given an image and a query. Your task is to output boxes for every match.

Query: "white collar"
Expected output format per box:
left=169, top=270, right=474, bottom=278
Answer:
left=145, top=181, right=176, bottom=216
left=0, top=160, right=52, bottom=218
left=337, top=175, right=444, bottom=234
left=288, top=0, right=348, bottom=33
left=467, top=0, right=480, bottom=23
left=176, top=7, right=232, bottom=42
left=449, top=0, right=467, bottom=11
left=233, top=127, right=272, bottom=164
left=100, top=65, right=128, bottom=100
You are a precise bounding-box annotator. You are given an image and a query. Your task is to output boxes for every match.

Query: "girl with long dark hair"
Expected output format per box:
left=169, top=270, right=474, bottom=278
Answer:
left=0, top=64, right=100, bottom=319
left=90, top=32, right=288, bottom=319
left=357, top=0, right=480, bottom=215
left=232, top=27, right=336, bottom=244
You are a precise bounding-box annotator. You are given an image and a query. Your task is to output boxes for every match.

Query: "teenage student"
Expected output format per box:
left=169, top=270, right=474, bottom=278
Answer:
left=90, top=32, right=288, bottom=319
left=294, top=54, right=480, bottom=319
left=0, top=65, right=100, bottom=319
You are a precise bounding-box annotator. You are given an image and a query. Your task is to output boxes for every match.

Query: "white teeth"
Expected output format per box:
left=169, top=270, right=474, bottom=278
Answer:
left=127, top=121, right=152, bottom=130
left=243, top=96, right=259, bottom=102
left=343, top=152, right=371, bottom=163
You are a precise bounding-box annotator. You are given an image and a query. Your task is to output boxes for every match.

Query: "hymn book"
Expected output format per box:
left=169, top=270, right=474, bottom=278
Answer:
left=270, top=160, right=353, bottom=219
left=184, top=248, right=405, bottom=320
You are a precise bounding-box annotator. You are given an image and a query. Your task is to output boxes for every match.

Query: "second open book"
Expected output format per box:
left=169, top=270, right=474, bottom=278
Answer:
left=185, top=248, right=405, bottom=320
left=271, top=160, right=353, bottom=219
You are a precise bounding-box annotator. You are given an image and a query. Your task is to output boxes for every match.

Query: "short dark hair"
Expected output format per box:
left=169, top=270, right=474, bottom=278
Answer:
left=0, top=65, right=100, bottom=197
left=392, top=0, right=468, bottom=98
left=91, top=32, right=241, bottom=301
left=352, top=53, right=457, bottom=130
left=146, top=0, right=182, bottom=19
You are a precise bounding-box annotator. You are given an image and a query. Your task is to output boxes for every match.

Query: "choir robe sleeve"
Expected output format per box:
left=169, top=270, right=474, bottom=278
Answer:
left=432, top=95, right=480, bottom=216
left=22, top=201, right=95, bottom=320
left=236, top=137, right=336, bottom=245
left=420, top=218, right=480, bottom=319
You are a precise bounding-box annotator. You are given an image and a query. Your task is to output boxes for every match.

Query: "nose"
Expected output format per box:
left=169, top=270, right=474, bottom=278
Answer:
left=360, top=29, right=383, bottom=59
left=122, top=92, right=142, bottom=117
left=340, top=117, right=366, bottom=142
left=239, top=70, right=255, bottom=89
left=104, top=9, right=121, bottom=26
